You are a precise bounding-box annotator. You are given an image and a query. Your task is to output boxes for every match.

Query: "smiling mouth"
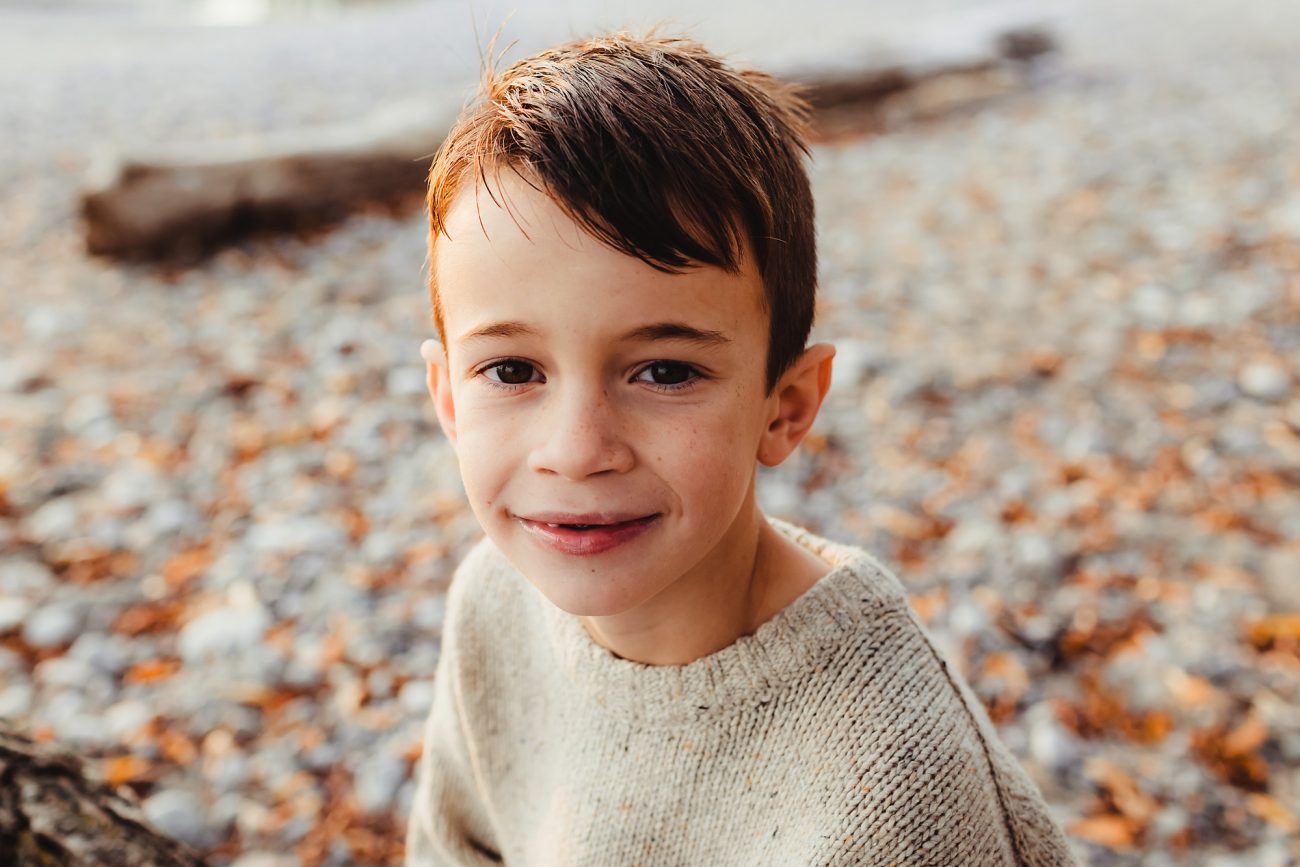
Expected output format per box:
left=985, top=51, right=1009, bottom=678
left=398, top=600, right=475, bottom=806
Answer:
left=514, top=513, right=662, bottom=555
left=534, top=515, right=659, bottom=530
left=517, top=514, right=660, bottom=530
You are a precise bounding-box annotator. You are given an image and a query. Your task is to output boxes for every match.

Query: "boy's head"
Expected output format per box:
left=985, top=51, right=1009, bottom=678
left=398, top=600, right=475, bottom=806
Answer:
left=420, top=31, right=834, bottom=644
left=425, top=30, right=817, bottom=393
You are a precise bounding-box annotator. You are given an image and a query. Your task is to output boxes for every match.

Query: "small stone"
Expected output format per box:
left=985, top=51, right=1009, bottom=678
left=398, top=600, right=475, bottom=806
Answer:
left=55, top=713, right=114, bottom=748
left=353, top=752, right=406, bottom=815
left=229, top=852, right=300, bottom=867
left=247, top=518, right=346, bottom=555
left=0, top=647, right=22, bottom=674
left=1131, top=284, right=1173, bottom=326
left=829, top=338, right=889, bottom=390
left=0, top=596, right=31, bottom=634
left=1150, top=804, right=1189, bottom=844
left=207, top=752, right=252, bottom=793
left=1026, top=704, right=1080, bottom=776
left=177, top=605, right=271, bottom=664
left=22, top=603, right=82, bottom=648
left=410, top=596, right=445, bottom=631
left=398, top=679, right=435, bottom=715
left=68, top=631, right=132, bottom=676
left=22, top=498, right=79, bottom=545
left=0, top=683, right=34, bottom=719
left=102, top=461, right=167, bottom=511
left=386, top=365, right=426, bottom=397
left=143, top=789, right=213, bottom=849
left=34, top=656, right=96, bottom=689
left=105, top=699, right=155, bottom=740
left=1237, top=363, right=1289, bottom=402
left=0, top=558, right=55, bottom=592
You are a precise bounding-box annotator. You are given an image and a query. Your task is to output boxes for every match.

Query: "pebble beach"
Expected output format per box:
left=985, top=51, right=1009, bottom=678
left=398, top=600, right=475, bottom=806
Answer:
left=1, top=0, right=1298, bottom=864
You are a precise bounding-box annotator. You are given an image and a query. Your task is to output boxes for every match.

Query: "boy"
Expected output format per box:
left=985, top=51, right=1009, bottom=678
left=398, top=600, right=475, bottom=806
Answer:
left=406, top=30, right=1081, bottom=866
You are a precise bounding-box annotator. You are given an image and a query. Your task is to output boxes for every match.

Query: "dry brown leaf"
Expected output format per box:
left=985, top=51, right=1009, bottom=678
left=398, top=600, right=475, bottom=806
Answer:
left=103, top=754, right=152, bottom=787
left=1246, top=613, right=1300, bottom=655
left=1068, top=814, right=1137, bottom=850
left=162, top=545, right=213, bottom=588
left=1190, top=716, right=1272, bottom=790
left=113, top=599, right=186, bottom=636
left=123, top=658, right=181, bottom=685
left=1246, top=793, right=1299, bottom=833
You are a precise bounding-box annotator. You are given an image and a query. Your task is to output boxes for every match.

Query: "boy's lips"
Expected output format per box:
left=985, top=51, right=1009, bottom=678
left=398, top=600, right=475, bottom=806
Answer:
left=514, top=512, right=661, bottom=556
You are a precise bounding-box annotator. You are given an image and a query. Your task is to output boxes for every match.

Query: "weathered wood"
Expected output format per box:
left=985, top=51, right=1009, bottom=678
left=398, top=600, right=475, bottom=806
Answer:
left=80, top=98, right=459, bottom=263
left=787, top=22, right=1056, bottom=112
left=0, top=722, right=207, bottom=867
left=78, top=19, right=1055, bottom=264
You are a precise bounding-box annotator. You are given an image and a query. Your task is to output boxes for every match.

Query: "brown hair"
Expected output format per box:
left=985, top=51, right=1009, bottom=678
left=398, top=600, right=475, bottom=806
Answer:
left=426, top=30, right=817, bottom=392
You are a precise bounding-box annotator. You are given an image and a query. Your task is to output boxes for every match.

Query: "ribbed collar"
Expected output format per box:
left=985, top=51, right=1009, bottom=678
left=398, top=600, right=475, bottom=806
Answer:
left=536, top=518, right=908, bottom=727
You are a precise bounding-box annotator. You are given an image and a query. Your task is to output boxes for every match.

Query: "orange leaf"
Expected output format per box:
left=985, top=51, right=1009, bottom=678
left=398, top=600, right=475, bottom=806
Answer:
left=124, top=658, right=181, bottom=684
left=162, top=546, right=213, bottom=588
left=103, top=754, right=152, bottom=787
left=1246, top=613, right=1300, bottom=653
left=1069, top=814, right=1136, bottom=850
left=1246, top=793, right=1298, bottom=833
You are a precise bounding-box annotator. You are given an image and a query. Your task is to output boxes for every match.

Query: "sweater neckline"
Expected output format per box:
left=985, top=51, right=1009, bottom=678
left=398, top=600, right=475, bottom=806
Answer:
left=537, top=517, right=908, bottom=726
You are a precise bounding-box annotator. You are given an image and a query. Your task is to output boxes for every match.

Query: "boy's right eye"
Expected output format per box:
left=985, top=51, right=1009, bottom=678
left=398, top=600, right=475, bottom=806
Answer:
left=480, top=359, right=543, bottom=386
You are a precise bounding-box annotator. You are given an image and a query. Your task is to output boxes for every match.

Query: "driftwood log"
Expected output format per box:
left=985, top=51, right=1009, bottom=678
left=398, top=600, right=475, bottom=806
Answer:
left=79, top=99, right=461, bottom=263
left=79, top=14, right=1055, bottom=264
left=0, top=722, right=207, bottom=866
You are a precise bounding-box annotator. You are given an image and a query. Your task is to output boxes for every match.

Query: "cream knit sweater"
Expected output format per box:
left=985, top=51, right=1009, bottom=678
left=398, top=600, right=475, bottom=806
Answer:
left=405, top=518, right=1082, bottom=866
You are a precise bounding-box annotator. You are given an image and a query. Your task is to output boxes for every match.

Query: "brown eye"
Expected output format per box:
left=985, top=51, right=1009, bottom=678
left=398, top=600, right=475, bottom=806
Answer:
left=484, top=360, right=540, bottom=385
left=634, top=362, right=697, bottom=387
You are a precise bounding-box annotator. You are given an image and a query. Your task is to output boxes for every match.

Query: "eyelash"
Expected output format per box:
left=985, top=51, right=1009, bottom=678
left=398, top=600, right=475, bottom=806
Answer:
left=473, top=359, right=705, bottom=393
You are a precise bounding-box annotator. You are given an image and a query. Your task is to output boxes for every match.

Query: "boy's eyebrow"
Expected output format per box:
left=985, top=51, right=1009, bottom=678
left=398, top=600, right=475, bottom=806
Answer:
left=458, top=321, right=731, bottom=347
left=621, top=322, right=731, bottom=347
left=458, top=321, right=538, bottom=343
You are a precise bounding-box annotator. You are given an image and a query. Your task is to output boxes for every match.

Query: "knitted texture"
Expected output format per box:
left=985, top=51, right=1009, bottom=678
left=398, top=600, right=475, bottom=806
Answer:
left=405, top=519, right=1083, bottom=866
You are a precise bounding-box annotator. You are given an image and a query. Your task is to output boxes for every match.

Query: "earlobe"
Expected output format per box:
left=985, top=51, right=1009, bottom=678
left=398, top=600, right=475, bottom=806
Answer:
left=421, top=339, right=457, bottom=445
left=757, top=342, right=835, bottom=468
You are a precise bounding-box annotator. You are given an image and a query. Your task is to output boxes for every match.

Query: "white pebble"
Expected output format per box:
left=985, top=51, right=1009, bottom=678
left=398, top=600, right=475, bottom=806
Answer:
left=1237, top=363, right=1289, bottom=402
left=22, top=603, right=82, bottom=648
left=0, top=596, right=31, bottom=634
left=178, top=605, right=271, bottom=664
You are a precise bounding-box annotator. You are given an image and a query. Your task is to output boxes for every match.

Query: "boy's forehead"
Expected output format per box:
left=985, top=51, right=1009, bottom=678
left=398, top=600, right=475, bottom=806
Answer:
left=434, top=174, right=767, bottom=344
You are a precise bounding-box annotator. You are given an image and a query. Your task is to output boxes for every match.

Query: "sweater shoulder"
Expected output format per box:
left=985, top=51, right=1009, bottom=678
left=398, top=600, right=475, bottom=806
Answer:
left=440, top=535, right=529, bottom=667
left=833, top=594, right=1081, bottom=866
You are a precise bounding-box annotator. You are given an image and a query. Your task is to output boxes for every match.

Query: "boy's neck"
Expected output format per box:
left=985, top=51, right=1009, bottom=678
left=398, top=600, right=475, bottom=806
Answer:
left=577, top=506, right=831, bottom=667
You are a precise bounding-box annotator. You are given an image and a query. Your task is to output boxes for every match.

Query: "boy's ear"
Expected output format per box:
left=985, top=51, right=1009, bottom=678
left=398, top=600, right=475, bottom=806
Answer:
left=421, top=339, right=457, bottom=446
left=757, top=342, right=835, bottom=468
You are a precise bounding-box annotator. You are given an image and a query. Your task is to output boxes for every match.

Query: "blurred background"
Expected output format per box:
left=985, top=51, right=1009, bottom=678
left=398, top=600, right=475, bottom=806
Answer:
left=1, top=0, right=1298, bottom=865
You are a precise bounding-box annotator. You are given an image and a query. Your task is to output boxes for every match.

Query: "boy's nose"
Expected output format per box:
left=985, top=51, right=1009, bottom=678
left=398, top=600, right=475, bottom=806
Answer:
left=526, top=387, right=635, bottom=479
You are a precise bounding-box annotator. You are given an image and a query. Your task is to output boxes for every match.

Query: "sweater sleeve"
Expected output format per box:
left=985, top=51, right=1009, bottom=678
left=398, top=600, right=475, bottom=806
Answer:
left=404, top=545, right=504, bottom=866
left=929, top=632, right=1084, bottom=867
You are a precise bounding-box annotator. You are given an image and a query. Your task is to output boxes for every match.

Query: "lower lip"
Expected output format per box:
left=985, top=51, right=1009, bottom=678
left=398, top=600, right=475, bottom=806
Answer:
left=516, top=515, right=661, bottom=556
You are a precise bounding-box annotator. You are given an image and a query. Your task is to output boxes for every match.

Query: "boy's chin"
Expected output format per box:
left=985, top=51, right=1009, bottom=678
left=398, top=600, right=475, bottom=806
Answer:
left=513, top=564, right=659, bottom=619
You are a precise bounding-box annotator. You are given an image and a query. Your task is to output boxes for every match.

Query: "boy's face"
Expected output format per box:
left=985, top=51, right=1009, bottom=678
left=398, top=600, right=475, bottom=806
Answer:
left=425, top=169, right=801, bottom=621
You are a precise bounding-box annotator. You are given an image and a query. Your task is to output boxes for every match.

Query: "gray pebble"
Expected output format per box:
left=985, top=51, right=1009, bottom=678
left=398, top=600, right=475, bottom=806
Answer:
left=105, top=699, right=155, bottom=740
left=229, top=853, right=301, bottom=867
left=247, top=518, right=346, bottom=555
left=1237, top=362, right=1289, bottom=401
left=143, top=789, right=214, bottom=849
left=22, top=602, right=82, bottom=648
left=68, top=631, right=133, bottom=676
left=0, top=683, right=34, bottom=719
left=0, top=596, right=31, bottom=634
left=21, top=498, right=79, bottom=545
left=398, top=679, right=435, bottom=715
left=177, top=605, right=271, bottom=664
left=352, top=752, right=407, bottom=815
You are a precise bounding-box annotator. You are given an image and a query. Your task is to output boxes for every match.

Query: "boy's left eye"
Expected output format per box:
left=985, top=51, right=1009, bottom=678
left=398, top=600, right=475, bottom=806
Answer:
left=632, top=361, right=698, bottom=387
